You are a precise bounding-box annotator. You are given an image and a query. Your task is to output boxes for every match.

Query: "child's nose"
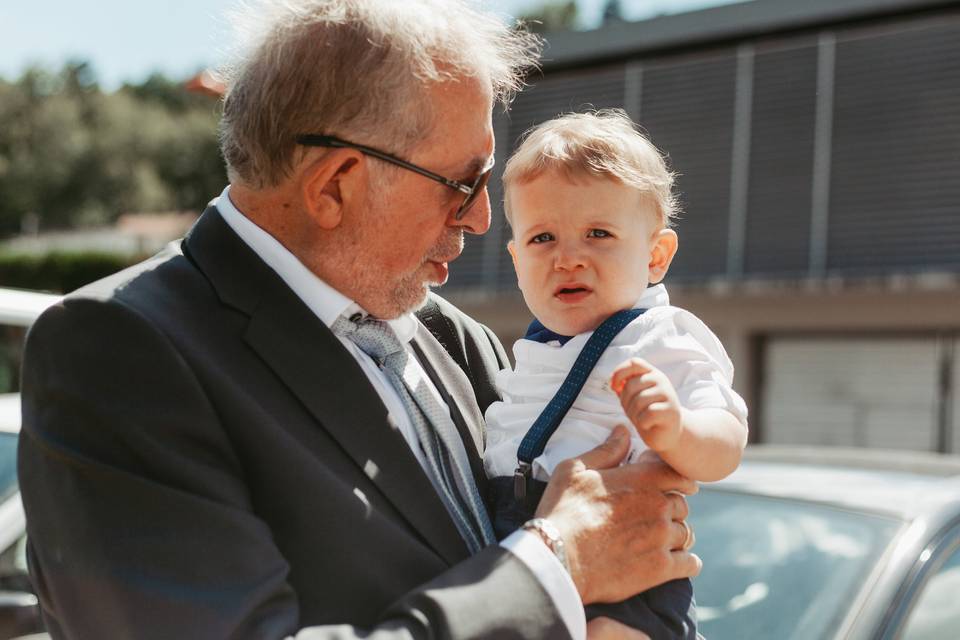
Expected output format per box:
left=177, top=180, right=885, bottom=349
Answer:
left=553, top=245, right=587, bottom=271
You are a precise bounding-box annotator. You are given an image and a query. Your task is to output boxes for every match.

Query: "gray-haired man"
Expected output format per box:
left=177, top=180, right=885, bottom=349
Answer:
left=18, top=1, right=700, bottom=638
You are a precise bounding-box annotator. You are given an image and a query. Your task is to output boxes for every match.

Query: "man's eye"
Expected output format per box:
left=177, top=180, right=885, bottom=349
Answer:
left=530, top=232, right=554, bottom=244
left=587, top=229, right=611, bottom=238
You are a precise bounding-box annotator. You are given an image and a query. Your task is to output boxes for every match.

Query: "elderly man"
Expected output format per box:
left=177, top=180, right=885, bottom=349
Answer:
left=18, top=1, right=700, bottom=638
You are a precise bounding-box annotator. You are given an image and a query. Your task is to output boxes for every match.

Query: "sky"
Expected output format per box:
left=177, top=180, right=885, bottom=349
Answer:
left=0, top=0, right=740, bottom=90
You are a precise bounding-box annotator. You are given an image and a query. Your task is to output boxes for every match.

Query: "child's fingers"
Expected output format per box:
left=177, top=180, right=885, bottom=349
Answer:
left=610, top=358, right=653, bottom=393
left=616, top=371, right=659, bottom=399
left=623, top=391, right=669, bottom=427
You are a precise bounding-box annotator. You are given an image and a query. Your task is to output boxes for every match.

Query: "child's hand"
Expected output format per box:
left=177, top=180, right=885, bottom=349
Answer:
left=611, top=358, right=684, bottom=454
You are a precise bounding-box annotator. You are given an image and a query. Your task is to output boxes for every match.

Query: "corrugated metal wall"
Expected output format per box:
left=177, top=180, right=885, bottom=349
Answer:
left=447, top=9, right=960, bottom=290
left=829, top=19, right=960, bottom=274
left=642, top=52, right=738, bottom=280
left=745, top=38, right=818, bottom=276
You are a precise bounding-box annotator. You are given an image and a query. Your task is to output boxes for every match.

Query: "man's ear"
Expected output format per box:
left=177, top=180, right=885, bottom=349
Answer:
left=300, top=149, right=364, bottom=230
left=648, top=228, right=678, bottom=284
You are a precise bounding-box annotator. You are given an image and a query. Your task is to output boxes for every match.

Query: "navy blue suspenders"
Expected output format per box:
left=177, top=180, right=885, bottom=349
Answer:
left=514, top=308, right=646, bottom=500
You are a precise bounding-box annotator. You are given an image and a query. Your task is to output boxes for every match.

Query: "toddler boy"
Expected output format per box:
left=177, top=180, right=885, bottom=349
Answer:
left=484, top=110, right=749, bottom=639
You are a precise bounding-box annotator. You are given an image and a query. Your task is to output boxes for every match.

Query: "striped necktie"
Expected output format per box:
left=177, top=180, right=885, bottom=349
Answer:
left=332, top=314, right=495, bottom=553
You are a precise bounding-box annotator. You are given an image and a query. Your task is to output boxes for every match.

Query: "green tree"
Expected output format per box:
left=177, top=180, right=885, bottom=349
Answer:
left=0, top=63, right=227, bottom=236
left=518, top=1, right=579, bottom=33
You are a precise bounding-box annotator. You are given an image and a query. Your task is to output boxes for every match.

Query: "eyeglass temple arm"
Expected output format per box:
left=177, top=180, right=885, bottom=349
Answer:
left=295, top=134, right=472, bottom=194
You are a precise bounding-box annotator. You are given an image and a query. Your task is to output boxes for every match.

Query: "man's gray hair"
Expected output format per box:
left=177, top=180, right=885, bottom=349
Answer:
left=218, top=0, right=541, bottom=188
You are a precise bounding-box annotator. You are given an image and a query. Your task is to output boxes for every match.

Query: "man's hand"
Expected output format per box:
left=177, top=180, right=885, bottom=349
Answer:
left=534, top=425, right=701, bottom=605
left=611, top=358, right=683, bottom=454
left=587, top=617, right=652, bottom=639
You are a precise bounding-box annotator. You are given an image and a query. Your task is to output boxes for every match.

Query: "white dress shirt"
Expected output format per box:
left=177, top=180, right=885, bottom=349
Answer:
left=484, top=284, right=749, bottom=481
left=214, top=186, right=585, bottom=639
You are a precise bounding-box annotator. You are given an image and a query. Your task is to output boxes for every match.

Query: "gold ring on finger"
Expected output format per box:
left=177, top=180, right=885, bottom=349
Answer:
left=680, top=520, right=694, bottom=551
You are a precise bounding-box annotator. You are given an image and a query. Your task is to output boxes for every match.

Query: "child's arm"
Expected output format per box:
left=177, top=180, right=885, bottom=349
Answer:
left=611, top=358, right=747, bottom=482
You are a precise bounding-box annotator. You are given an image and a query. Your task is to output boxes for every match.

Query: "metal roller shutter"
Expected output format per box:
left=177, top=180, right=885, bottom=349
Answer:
left=952, top=337, right=959, bottom=454
left=761, top=336, right=941, bottom=451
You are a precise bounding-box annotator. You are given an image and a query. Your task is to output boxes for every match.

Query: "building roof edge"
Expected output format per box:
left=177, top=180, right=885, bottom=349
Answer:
left=540, top=0, right=958, bottom=68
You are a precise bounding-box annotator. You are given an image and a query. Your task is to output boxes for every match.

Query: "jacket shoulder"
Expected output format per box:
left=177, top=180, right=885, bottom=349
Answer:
left=418, top=293, right=509, bottom=413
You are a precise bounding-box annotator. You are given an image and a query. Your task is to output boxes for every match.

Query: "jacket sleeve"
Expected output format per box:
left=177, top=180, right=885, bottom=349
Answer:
left=18, top=297, right=569, bottom=640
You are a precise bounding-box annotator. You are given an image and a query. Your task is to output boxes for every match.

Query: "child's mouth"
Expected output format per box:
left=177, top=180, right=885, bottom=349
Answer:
left=554, top=285, right=592, bottom=302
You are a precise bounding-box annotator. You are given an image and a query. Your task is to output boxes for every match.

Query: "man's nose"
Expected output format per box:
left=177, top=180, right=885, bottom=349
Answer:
left=451, top=188, right=492, bottom=235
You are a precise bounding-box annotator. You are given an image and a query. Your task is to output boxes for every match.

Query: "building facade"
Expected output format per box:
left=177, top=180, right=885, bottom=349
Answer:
left=443, top=0, right=960, bottom=452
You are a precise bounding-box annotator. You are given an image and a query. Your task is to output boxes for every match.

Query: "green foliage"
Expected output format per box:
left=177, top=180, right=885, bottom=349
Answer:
left=0, top=250, right=136, bottom=294
left=518, top=1, right=580, bottom=33
left=0, top=63, right=226, bottom=237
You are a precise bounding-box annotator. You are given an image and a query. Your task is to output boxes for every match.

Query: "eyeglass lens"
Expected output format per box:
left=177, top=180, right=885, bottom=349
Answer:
left=455, top=167, right=494, bottom=220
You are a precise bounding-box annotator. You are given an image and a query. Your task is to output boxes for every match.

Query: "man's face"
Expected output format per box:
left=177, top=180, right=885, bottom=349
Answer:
left=507, top=170, right=662, bottom=336
left=345, top=79, right=494, bottom=318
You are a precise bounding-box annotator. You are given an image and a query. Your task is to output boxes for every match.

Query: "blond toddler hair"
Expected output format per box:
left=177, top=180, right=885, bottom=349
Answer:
left=503, top=109, right=678, bottom=228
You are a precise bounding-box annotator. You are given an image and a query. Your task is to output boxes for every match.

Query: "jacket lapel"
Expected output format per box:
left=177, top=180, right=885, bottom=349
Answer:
left=410, top=324, right=489, bottom=496
left=183, top=206, right=470, bottom=564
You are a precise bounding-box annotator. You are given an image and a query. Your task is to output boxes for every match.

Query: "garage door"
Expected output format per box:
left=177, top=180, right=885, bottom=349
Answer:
left=953, top=337, right=960, bottom=454
left=761, top=336, right=944, bottom=451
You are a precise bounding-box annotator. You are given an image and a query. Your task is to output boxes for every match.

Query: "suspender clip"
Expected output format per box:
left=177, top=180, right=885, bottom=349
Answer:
left=514, top=462, right=531, bottom=502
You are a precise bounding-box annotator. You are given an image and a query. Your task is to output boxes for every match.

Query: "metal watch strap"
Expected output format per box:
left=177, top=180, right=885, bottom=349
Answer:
left=521, top=517, right=569, bottom=574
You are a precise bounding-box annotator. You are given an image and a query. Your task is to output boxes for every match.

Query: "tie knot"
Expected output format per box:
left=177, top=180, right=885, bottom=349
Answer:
left=331, top=313, right=405, bottom=363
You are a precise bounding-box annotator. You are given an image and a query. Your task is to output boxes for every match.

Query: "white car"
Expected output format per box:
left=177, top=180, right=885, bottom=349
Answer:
left=690, top=446, right=960, bottom=639
left=0, top=288, right=60, bottom=640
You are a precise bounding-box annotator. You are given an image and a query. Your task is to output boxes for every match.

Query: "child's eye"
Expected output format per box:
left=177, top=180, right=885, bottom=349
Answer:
left=529, top=232, right=554, bottom=244
left=587, top=229, right=611, bottom=238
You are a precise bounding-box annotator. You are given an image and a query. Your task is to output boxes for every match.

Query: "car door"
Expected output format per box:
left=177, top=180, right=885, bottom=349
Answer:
left=880, top=519, right=960, bottom=639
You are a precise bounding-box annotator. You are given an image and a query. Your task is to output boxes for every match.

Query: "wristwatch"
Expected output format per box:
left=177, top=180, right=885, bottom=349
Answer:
left=521, top=517, right=569, bottom=574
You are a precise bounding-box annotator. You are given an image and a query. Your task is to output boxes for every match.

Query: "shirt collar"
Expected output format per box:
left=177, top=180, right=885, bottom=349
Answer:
left=635, top=283, right=670, bottom=309
left=214, top=185, right=418, bottom=343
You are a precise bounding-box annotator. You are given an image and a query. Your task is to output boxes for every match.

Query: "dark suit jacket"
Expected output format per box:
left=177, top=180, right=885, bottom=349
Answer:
left=18, top=207, right=570, bottom=639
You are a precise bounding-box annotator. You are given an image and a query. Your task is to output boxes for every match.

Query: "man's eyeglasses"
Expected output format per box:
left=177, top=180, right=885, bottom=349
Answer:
left=296, top=134, right=494, bottom=220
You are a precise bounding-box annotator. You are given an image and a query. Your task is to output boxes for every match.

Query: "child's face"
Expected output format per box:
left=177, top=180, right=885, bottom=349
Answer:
left=507, top=170, right=677, bottom=336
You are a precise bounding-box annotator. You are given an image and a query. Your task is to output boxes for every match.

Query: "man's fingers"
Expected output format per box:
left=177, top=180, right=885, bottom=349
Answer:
left=605, top=458, right=699, bottom=495
left=671, top=520, right=695, bottom=550
left=596, top=462, right=699, bottom=504
left=587, top=617, right=652, bottom=640
left=670, top=550, right=703, bottom=579
left=666, top=491, right=689, bottom=521
left=576, top=424, right=632, bottom=471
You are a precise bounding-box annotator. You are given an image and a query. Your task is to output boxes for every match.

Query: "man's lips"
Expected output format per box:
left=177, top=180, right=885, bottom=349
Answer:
left=427, top=257, right=458, bottom=283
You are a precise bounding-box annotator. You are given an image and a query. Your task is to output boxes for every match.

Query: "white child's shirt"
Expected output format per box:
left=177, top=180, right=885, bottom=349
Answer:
left=484, top=284, right=749, bottom=481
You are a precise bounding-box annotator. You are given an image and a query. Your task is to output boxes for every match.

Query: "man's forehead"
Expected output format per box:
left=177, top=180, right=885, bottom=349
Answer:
left=418, top=78, right=494, bottom=168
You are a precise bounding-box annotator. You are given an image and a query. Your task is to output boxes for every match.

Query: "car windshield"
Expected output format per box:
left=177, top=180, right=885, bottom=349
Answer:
left=688, top=489, right=902, bottom=639
left=0, top=433, right=17, bottom=502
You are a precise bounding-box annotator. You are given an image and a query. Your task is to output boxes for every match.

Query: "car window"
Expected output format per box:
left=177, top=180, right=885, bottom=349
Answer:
left=0, top=326, right=28, bottom=393
left=0, top=433, right=17, bottom=502
left=899, top=540, right=960, bottom=639
left=688, top=489, right=901, bottom=640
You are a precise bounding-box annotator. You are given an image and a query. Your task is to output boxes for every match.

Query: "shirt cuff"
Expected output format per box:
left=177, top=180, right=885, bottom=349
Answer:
left=500, top=529, right=586, bottom=640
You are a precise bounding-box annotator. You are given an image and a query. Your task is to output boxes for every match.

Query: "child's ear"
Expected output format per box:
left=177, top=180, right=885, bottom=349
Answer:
left=648, top=228, right=678, bottom=284
left=507, top=239, right=519, bottom=269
